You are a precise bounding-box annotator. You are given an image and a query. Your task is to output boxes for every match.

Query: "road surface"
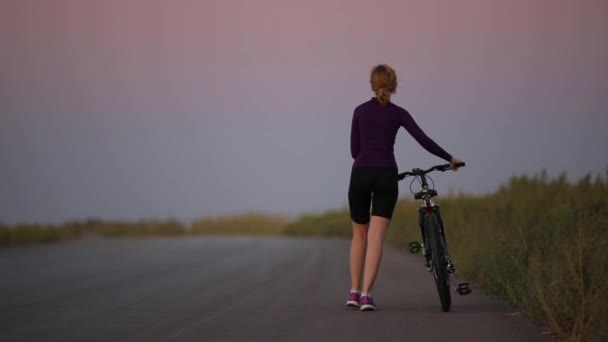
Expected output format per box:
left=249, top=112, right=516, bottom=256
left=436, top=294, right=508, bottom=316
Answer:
left=0, top=237, right=550, bottom=341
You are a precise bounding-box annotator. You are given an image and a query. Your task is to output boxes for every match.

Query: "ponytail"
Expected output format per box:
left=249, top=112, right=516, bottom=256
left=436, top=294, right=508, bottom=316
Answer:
left=370, top=65, right=397, bottom=106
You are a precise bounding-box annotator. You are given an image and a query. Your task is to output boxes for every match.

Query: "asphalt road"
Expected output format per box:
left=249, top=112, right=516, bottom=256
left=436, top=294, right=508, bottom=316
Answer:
left=0, top=237, right=550, bottom=341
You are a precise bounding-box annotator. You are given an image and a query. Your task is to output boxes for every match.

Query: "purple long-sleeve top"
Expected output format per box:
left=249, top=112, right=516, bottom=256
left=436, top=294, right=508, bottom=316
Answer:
left=350, top=98, right=452, bottom=168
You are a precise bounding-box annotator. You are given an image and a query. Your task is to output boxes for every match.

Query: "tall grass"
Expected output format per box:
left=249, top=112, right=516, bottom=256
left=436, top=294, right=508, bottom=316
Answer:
left=284, top=171, right=608, bottom=341
left=0, top=213, right=289, bottom=246
left=0, top=224, right=68, bottom=245
left=191, top=213, right=289, bottom=235
left=0, top=219, right=187, bottom=245
left=0, top=221, right=93, bottom=246
left=2, top=172, right=606, bottom=339
left=92, top=219, right=187, bottom=237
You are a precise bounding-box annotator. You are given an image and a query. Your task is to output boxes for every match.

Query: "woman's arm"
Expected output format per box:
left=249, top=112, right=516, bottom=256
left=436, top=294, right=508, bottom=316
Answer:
left=350, top=110, right=360, bottom=159
left=400, top=109, right=452, bottom=162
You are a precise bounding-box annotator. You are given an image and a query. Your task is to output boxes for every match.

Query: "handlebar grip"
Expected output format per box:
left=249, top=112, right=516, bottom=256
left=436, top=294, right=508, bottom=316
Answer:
left=456, top=162, right=466, bottom=167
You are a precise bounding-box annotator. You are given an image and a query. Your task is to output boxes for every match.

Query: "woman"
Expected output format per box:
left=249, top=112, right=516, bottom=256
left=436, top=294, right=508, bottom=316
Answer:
left=346, top=64, right=462, bottom=311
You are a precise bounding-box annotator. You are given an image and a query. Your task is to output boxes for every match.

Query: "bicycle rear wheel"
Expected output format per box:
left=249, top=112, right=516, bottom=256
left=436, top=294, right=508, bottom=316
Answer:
left=426, top=212, right=451, bottom=312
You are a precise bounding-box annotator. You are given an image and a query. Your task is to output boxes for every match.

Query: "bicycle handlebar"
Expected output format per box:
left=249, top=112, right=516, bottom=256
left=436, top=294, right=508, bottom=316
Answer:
left=398, top=162, right=465, bottom=180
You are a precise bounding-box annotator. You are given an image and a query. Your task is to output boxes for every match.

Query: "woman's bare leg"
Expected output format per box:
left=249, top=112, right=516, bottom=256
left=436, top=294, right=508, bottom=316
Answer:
left=362, top=216, right=390, bottom=294
left=350, top=221, right=369, bottom=291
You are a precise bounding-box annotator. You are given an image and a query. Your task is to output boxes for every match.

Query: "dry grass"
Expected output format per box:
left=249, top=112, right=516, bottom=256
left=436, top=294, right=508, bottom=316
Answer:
left=284, top=171, right=608, bottom=341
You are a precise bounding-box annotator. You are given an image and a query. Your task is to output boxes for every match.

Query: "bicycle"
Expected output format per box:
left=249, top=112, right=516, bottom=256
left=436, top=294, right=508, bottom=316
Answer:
left=398, top=162, right=472, bottom=312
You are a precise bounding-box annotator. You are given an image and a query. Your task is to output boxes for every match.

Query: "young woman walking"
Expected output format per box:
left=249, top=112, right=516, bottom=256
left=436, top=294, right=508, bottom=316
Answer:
left=346, top=64, right=462, bottom=311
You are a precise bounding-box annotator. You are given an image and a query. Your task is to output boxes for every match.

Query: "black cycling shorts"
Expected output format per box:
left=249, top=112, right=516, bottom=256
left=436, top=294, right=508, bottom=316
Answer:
left=348, top=167, right=399, bottom=224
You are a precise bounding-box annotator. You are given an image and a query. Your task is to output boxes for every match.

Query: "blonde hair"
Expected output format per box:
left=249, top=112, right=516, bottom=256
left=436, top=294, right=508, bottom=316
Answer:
left=370, top=64, right=397, bottom=106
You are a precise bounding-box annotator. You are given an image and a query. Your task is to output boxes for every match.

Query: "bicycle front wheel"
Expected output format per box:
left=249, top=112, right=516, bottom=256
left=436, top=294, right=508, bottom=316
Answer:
left=426, top=212, right=451, bottom=312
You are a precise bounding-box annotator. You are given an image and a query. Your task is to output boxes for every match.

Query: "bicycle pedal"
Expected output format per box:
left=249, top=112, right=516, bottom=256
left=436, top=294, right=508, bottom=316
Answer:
left=456, top=282, right=472, bottom=296
left=408, top=241, right=421, bottom=254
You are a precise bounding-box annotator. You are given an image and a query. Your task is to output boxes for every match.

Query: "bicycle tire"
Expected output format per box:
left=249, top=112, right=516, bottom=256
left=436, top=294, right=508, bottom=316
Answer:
left=426, top=212, right=451, bottom=312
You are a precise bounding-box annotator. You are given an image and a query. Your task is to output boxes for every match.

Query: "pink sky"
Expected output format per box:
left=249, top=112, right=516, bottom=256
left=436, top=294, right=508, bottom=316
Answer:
left=1, top=0, right=607, bottom=223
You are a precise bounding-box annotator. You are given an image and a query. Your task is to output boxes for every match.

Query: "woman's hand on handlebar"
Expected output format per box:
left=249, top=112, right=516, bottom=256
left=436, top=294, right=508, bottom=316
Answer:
left=449, top=157, right=464, bottom=171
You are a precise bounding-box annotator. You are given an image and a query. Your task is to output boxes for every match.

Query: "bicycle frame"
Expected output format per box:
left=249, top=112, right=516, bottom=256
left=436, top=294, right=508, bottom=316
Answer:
left=414, top=172, right=448, bottom=260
